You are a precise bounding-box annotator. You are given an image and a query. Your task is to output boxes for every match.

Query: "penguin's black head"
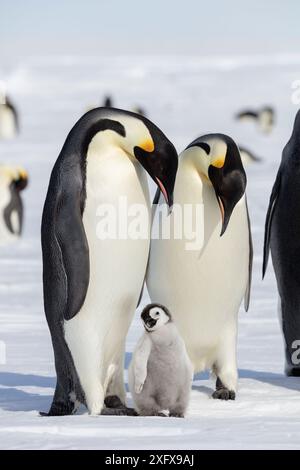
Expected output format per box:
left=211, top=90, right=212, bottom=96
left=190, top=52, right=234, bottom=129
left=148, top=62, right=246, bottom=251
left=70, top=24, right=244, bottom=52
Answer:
left=78, top=108, right=178, bottom=209
left=111, top=110, right=178, bottom=209
left=141, top=303, right=172, bottom=332
left=13, top=169, right=28, bottom=191
left=133, top=124, right=178, bottom=210
left=186, top=133, right=246, bottom=235
left=0, top=166, right=28, bottom=192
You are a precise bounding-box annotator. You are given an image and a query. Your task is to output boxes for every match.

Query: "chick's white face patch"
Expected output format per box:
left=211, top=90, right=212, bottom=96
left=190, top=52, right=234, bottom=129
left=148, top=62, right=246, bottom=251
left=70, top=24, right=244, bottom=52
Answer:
left=149, top=307, right=170, bottom=328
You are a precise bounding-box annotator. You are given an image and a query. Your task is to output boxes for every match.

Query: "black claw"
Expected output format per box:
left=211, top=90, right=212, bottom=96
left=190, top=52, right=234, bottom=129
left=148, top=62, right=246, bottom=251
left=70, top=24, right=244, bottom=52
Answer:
left=101, top=407, right=138, bottom=416
left=104, top=395, right=125, bottom=408
left=212, top=388, right=236, bottom=400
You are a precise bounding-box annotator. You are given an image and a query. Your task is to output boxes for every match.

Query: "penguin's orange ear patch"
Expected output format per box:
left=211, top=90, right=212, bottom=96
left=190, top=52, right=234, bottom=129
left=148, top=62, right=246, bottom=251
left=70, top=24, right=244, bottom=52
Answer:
left=139, top=139, right=154, bottom=152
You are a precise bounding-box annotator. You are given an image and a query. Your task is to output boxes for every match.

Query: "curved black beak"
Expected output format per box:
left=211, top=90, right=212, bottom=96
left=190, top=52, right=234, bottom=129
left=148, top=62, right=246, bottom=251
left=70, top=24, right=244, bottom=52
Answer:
left=134, top=141, right=178, bottom=211
left=215, top=193, right=240, bottom=236
left=209, top=156, right=246, bottom=236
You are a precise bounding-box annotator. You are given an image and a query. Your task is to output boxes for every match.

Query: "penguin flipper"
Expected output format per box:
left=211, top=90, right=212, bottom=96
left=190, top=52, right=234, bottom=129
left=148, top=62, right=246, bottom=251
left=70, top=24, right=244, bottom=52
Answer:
left=244, top=196, right=253, bottom=312
left=6, top=99, right=19, bottom=133
left=262, top=169, right=282, bottom=278
left=55, top=192, right=90, bottom=321
left=3, top=187, right=22, bottom=235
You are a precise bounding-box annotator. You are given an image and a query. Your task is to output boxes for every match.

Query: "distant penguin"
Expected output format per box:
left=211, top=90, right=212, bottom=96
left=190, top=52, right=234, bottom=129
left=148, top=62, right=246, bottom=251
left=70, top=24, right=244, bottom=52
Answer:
left=239, top=145, right=262, bottom=165
left=147, top=134, right=252, bottom=400
left=0, top=82, right=19, bottom=139
left=103, top=95, right=113, bottom=107
left=263, top=109, right=300, bottom=376
left=129, top=304, right=193, bottom=417
left=41, top=107, right=178, bottom=416
left=236, top=106, right=275, bottom=134
left=0, top=165, right=28, bottom=242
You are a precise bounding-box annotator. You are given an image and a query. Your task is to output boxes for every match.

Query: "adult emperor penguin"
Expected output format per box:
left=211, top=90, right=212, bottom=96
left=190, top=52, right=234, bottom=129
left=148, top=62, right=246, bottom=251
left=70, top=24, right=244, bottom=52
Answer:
left=0, top=165, right=27, bottom=242
left=263, top=109, right=300, bottom=376
left=147, top=133, right=252, bottom=399
left=41, top=107, right=178, bottom=416
left=0, top=82, right=19, bottom=140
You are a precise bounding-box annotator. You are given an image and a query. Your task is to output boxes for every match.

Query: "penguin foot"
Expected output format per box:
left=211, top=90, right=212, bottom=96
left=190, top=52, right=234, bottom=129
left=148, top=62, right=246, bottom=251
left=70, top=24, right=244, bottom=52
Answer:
left=169, top=412, right=184, bottom=418
left=212, top=388, right=236, bottom=400
left=104, top=395, right=138, bottom=416
left=101, top=407, right=138, bottom=416
left=39, top=408, right=75, bottom=417
left=104, top=395, right=125, bottom=408
left=285, top=366, right=300, bottom=377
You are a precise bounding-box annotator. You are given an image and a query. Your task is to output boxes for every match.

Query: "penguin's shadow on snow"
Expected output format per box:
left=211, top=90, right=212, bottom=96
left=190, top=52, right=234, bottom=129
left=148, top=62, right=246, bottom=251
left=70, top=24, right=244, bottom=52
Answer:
left=192, top=369, right=300, bottom=397
left=0, top=372, right=55, bottom=412
left=0, top=353, right=133, bottom=413
left=1, top=364, right=299, bottom=413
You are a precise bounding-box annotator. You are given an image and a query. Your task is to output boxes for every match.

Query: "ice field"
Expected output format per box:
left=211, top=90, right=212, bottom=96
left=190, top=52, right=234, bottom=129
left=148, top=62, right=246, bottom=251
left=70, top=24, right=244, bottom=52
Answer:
left=0, top=54, right=300, bottom=449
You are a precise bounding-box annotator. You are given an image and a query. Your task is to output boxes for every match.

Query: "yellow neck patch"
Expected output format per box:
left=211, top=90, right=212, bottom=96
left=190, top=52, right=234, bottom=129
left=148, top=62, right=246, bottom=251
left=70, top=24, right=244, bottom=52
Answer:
left=212, top=156, right=225, bottom=168
left=139, top=138, right=154, bottom=153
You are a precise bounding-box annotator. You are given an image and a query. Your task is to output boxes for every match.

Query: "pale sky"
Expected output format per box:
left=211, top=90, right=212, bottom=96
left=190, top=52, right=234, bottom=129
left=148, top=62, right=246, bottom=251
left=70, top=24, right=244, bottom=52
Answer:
left=1, top=0, right=300, bottom=56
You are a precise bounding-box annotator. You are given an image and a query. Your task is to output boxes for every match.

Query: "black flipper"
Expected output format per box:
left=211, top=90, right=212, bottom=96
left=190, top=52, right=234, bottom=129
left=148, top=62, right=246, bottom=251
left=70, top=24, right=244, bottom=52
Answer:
left=6, top=98, right=19, bottom=134
left=244, top=196, right=253, bottom=311
left=3, top=184, right=23, bottom=235
left=55, top=190, right=90, bottom=321
left=262, top=169, right=282, bottom=278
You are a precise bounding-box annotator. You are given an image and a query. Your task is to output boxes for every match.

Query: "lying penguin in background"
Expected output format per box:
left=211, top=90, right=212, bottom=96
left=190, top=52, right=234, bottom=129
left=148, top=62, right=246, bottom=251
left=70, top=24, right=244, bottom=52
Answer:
left=0, top=82, right=19, bottom=140
left=129, top=304, right=193, bottom=417
left=239, top=145, right=263, bottom=165
left=0, top=165, right=28, bottom=242
left=236, top=106, right=275, bottom=134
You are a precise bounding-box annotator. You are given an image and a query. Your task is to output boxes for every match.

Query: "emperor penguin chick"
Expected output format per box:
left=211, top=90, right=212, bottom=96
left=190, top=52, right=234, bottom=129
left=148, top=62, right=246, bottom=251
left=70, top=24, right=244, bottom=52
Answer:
left=129, top=304, right=193, bottom=417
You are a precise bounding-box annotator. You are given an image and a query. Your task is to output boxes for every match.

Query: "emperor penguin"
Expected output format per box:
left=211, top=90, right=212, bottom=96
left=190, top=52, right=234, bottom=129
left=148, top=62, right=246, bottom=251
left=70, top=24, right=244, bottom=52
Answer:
left=263, top=109, right=300, bottom=376
left=0, top=165, right=28, bottom=242
left=147, top=133, right=252, bottom=400
left=103, top=95, right=113, bottom=107
left=0, top=82, right=19, bottom=140
left=41, top=107, right=178, bottom=416
left=236, top=106, right=275, bottom=134
left=129, top=304, right=193, bottom=417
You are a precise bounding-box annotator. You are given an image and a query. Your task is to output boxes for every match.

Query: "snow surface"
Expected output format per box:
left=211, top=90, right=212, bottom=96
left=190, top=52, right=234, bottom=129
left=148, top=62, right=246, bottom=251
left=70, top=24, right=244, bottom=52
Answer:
left=0, top=54, right=300, bottom=449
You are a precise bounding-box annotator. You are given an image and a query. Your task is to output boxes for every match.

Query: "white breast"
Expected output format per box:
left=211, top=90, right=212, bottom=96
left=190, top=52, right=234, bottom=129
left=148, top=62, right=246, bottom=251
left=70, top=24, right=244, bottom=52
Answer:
left=0, top=105, right=16, bottom=139
left=146, top=159, right=249, bottom=371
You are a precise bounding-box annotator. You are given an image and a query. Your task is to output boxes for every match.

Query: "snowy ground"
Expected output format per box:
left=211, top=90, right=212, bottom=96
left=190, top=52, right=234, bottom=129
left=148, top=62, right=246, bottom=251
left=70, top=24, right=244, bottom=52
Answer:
left=0, top=54, right=300, bottom=449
